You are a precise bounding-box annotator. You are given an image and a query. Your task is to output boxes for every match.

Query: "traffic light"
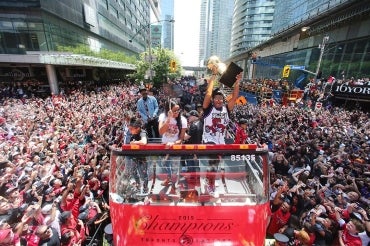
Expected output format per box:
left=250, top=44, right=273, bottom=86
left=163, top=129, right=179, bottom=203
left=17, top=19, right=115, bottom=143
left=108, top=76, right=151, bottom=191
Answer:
left=282, top=65, right=290, bottom=78
left=170, top=60, right=176, bottom=71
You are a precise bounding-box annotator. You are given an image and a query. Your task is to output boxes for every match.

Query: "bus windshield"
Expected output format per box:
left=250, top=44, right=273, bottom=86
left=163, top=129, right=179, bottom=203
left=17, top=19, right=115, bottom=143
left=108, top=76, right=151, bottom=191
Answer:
left=109, top=144, right=270, bottom=245
left=110, top=144, right=269, bottom=206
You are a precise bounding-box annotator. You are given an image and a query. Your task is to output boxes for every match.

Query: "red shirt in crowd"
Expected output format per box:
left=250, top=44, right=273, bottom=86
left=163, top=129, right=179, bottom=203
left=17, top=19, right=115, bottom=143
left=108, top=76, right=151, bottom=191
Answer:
left=337, top=222, right=362, bottom=246
left=234, top=124, right=248, bottom=144
left=267, top=202, right=291, bottom=236
left=60, top=192, right=83, bottom=219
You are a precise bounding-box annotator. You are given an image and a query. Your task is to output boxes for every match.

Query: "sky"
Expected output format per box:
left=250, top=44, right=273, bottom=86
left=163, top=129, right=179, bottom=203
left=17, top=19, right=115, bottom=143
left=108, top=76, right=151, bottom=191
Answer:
left=173, top=0, right=201, bottom=67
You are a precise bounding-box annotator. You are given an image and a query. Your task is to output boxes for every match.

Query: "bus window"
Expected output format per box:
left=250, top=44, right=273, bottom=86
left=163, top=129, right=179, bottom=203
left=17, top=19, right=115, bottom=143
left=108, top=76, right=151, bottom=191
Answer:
left=109, top=144, right=270, bottom=245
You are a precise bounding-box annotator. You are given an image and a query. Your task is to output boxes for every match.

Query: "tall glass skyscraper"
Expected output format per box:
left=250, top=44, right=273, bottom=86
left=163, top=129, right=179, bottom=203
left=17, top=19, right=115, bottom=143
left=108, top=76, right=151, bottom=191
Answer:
left=230, top=0, right=275, bottom=57
left=0, top=0, right=160, bottom=93
left=199, top=0, right=234, bottom=66
left=160, top=0, right=174, bottom=50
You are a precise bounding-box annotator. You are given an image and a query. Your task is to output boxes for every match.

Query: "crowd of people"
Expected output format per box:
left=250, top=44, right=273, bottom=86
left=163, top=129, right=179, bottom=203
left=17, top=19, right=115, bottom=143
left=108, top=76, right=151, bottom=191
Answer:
left=0, top=70, right=369, bottom=245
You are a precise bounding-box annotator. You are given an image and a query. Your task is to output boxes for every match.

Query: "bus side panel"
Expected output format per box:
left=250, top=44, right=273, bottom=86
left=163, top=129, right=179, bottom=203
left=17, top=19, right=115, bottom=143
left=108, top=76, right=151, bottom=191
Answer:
left=110, top=202, right=270, bottom=246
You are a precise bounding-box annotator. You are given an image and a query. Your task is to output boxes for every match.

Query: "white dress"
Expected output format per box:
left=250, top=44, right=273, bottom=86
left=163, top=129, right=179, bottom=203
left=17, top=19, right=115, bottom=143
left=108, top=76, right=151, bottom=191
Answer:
left=158, top=113, right=187, bottom=143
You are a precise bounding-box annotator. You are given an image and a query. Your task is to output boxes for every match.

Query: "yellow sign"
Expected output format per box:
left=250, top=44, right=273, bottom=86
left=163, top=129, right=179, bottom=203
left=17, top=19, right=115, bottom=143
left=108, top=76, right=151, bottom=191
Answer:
left=282, top=65, right=290, bottom=78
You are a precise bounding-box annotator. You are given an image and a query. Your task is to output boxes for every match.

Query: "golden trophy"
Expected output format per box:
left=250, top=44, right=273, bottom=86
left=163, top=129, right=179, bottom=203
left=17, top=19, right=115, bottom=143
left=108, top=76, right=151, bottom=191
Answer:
left=207, top=56, right=243, bottom=88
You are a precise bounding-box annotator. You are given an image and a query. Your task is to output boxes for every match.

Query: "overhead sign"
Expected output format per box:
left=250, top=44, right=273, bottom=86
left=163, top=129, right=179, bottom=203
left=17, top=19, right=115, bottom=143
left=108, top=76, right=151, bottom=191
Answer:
left=289, top=65, right=305, bottom=70
left=151, top=25, right=162, bottom=48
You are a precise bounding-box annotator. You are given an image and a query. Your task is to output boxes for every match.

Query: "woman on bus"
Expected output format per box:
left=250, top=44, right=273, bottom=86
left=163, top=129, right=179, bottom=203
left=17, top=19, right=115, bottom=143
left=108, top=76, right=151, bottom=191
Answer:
left=158, top=99, right=187, bottom=186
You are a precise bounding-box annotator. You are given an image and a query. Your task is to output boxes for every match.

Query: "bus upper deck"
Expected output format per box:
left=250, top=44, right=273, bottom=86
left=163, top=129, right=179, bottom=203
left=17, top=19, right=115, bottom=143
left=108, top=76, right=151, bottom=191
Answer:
left=109, top=144, right=270, bottom=245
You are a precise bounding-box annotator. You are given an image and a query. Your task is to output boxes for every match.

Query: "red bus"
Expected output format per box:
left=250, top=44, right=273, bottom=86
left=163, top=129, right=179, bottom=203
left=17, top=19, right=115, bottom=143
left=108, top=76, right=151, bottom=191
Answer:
left=109, top=144, right=270, bottom=246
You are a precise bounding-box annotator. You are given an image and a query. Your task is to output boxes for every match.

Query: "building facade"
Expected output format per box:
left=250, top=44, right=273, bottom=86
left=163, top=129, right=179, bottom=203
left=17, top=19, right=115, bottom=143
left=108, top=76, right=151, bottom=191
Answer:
left=229, top=0, right=370, bottom=84
left=0, top=0, right=153, bottom=55
left=0, top=0, right=160, bottom=94
left=160, top=0, right=174, bottom=50
left=198, top=0, right=234, bottom=66
left=230, top=0, right=275, bottom=58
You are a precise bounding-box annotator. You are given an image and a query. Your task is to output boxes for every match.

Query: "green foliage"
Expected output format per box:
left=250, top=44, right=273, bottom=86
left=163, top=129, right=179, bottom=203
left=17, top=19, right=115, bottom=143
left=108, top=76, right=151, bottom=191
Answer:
left=131, top=47, right=181, bottom=88
left=56, top=45, right=137, bottom=64
left=56, top=44, right=182, bottom=87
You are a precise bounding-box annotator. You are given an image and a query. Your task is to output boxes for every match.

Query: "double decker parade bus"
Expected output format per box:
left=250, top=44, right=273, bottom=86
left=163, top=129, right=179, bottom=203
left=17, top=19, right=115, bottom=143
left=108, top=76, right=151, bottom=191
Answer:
left=109, top=144, right=270, bottom=246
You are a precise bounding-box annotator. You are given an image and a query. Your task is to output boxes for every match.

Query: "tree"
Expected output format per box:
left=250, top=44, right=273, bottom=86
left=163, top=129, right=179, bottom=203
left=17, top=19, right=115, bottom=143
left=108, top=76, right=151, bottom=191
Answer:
left=131, top=47, right=181, bottom=88
left=57, top=45, right=137, bottom=64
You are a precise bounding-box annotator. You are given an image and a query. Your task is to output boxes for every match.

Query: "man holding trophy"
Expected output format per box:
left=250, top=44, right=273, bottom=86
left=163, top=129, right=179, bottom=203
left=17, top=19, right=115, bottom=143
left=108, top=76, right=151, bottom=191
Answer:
left=201, top=56, right=243, bottom=197
left=202, top=56, right=243, bottom=145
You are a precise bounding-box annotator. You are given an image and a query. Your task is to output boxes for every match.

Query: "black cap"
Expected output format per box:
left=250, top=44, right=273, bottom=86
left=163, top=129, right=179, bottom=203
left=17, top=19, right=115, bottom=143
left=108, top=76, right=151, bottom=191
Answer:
left=212, top=88, right=224, bottom=98
left=129, top=117, right=142, bottom=128
left=19, top=175, right=30, bottom=185
left=32, top=181, right=44, bottom=189
left=184, top=104, right=192, bottom=112
left=44, top=186, right=54, bottom=195
left=5, top=186, right=18, bottom=196
left=187, top=110, right=199, bottom=117
left=238, top=118, right=247, bottom=125
left=59, top=211, right=72, bottom=224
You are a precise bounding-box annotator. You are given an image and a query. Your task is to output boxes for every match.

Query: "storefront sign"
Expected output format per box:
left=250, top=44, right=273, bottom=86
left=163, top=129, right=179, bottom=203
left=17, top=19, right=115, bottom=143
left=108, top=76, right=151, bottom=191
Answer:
left=332, top=83, right=370, bottom=101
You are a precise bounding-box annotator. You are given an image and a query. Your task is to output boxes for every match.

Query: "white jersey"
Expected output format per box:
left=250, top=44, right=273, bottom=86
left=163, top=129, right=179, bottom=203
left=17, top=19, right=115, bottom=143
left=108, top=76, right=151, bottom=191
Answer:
left=158, top=113, right=187, bottom=144
left=202, top=105, right=230, bottom=144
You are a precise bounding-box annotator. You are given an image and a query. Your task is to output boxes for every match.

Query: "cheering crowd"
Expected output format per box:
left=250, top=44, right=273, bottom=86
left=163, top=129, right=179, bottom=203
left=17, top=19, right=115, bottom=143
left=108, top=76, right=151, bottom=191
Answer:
left=0, top=74, right=369, bottom=245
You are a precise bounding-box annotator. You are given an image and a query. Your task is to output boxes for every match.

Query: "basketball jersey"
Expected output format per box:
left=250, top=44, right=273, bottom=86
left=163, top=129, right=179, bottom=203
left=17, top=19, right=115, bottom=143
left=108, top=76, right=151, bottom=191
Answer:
left=202, top=105, right=230, bottom=144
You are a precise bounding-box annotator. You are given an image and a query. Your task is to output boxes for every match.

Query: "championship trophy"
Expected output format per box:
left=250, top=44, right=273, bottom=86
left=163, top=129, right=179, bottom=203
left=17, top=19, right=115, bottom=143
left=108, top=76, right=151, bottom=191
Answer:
left=207, top=56, right=243, bottom=88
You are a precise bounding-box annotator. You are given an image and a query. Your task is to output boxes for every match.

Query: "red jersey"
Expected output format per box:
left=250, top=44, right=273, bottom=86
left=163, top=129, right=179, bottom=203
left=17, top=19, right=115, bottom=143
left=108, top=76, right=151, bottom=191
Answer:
left=340, top=224, right=362, bottom=246
left=60, top=193, right=82, bottom=219
left=234, top=124, right=248, bottom=144
left=267, top=208, right=291, bottom=236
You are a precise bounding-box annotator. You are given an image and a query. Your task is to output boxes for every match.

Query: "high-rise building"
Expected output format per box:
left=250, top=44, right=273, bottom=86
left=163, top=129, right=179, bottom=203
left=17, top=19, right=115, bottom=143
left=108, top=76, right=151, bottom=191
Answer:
left=230, top=0, right=275, bottom=58
left=160, top=0, right=175, bottom=50
left=235, top=0, right=370, bottom=81
left=199, top=0, right=234, bottom=66
left=0, top=0, right=160, bottom=93
left=0, top=0, right=155, bottom=56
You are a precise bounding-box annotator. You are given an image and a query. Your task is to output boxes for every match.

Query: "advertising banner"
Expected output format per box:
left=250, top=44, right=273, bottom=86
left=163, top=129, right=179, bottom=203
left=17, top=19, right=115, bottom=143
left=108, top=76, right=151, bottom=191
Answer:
left=332, top=83, right=370, bottom=102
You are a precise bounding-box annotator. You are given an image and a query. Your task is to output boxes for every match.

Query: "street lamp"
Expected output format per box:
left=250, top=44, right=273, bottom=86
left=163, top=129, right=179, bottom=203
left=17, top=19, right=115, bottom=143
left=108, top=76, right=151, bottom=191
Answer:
left=315, top=34, right=329, bottom=81
left=129, top=19, right=175, bottom=81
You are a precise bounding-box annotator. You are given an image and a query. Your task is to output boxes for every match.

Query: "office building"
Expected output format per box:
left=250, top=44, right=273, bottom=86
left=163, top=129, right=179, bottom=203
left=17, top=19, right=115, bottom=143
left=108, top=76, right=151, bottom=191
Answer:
left=230, top=0, right=275, bottom=58
left=199, top=0, right=234, bottom=66
left=229, top=0, right=370, bottom=84
left=160, top=0, right=174, bottom=50
left=0, top=0, right=160, bottom=94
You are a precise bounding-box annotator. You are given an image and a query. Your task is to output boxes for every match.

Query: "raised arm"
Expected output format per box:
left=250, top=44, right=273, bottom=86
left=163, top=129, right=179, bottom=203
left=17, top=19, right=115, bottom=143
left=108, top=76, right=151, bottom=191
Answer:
left=203, top=75, right=217, bottom=109
left=227, top=73, right=242, bottom=111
